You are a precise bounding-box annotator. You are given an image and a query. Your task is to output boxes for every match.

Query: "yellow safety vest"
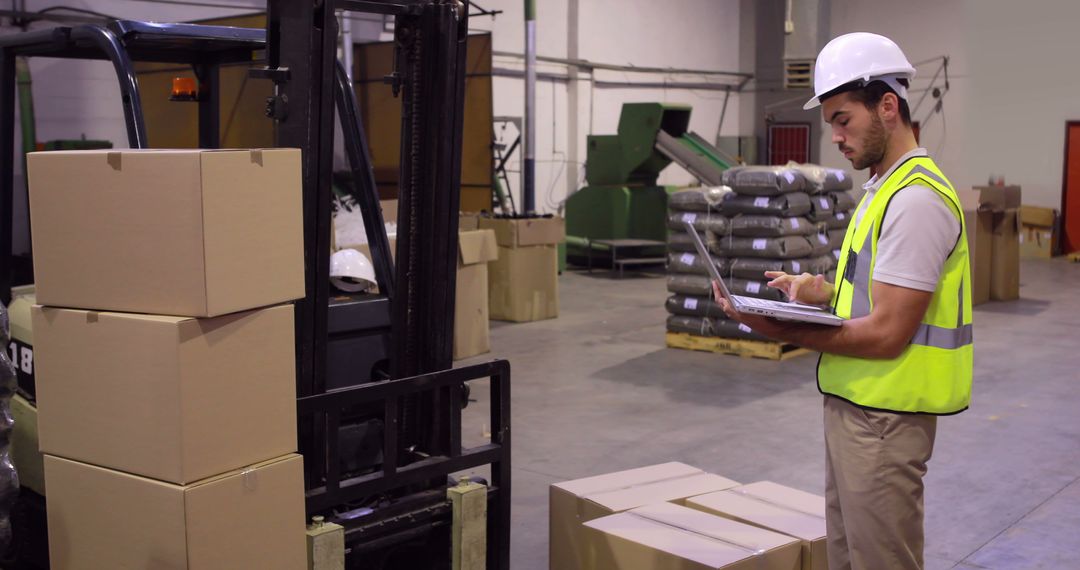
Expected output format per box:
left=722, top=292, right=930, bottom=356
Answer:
left=818, top=156, right=973, bottom=414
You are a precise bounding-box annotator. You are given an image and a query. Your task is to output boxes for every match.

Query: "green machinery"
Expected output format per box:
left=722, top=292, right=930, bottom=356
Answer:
left=564, top=102, right=734, bottom=265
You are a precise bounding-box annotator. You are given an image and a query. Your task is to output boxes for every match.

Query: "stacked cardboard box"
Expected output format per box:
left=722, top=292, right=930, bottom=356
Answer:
left=479, top=215, right=565, bottom=322
left=1019, top=205, right=1059, bottom=259
left=27, top=149, right=308, bottom=569
left=454, top=215, right=499, bottom=359
left=961, top=186, right=1021, bottom=303
left=665, top=164, right=854, bottom=341
left=550, top=463, right=829, bottom=570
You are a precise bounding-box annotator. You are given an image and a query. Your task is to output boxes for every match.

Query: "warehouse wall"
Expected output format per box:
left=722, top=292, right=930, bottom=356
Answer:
left=468, top=0, right=748, bottom=213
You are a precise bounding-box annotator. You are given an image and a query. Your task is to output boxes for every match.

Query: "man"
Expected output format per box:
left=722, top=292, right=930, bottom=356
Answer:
left=713, top=32, right=973, bottom=570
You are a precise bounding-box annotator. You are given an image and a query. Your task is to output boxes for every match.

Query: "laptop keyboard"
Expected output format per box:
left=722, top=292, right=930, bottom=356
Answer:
left=735, top=295, right=825, bottom=312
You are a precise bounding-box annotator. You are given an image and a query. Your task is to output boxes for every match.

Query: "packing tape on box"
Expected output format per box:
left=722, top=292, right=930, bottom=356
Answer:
left=107, top=152, right=122, bottom=170
left=731, top=487, right=825, bottom=520
left=250, top=149, right=264, bottom=166
left=626, top=511, right=769, bottom=568
left=242, top=467, right=258, bottom=491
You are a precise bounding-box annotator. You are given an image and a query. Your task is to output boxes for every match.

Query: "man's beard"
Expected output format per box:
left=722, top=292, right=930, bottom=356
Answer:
left=850, top=114, right=887, bottom=171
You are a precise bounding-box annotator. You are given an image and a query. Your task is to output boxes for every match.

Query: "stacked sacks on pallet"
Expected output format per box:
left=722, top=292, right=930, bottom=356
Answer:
left=664, top=164, right=856, bottom=343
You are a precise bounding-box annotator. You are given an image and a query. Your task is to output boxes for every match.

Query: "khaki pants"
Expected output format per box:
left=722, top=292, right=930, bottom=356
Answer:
left=823, top=395, right=937, bottom=570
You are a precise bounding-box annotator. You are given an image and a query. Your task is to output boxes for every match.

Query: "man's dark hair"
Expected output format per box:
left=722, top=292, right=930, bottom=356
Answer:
left=821, top=79, right=913, bottom=126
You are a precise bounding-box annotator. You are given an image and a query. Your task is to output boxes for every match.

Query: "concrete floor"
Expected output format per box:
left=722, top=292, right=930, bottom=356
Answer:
left=458, top=257, right=1080, bottom=570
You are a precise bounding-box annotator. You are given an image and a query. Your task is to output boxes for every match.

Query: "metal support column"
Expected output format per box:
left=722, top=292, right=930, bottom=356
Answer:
left=0, top=51, right=14, bottom=305
left=195, top=63, right=220, bottom=149
left=522, top=0, right=536, bottom=213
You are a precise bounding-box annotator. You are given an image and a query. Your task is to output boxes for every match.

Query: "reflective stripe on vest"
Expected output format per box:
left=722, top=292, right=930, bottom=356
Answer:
left=818, top=155, right=973, bottom=415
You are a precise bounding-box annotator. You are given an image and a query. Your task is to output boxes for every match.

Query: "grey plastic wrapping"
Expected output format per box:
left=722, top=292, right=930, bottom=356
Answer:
left=806, top=193, right=837, bottom=224
left=829, top=190, right=858, bottom=211
left=666, top=229, right=713, bottom=253
left=666, top=211, right=730, bottom=234
left=826, top=210, right=853, bottom=230
left=722, top=166, right=806, bottom=196
left=666, top=315, right=767, bottom=341
left=667, top=186, right=735, bottom=213
left=666, top=251, right=730, bottom=276
left=667, top=274, right=713, bottom=296
left=729, top=215, right=816, bottom=237
left=730, top=256, right=833, bottom=280
left=0, top=303, right=18, bottom=556
left=827, top=228, right=847, bottom=250
left=710, top=234, right=814, bottom=259
left=785, top=162, right=854, bottom=192
left=723, top=192, right=812, bottom=217
left=808, top=232, right=833, bottom=257
left=665, top=294, right=727, bottom=318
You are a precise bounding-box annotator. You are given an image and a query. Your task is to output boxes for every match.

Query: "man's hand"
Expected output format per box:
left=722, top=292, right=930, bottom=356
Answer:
left=765, top=271, right=834, bottom=306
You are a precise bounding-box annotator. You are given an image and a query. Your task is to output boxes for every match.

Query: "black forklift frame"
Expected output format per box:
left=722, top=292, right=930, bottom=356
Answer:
left=0, top=4, right=511, bottom=567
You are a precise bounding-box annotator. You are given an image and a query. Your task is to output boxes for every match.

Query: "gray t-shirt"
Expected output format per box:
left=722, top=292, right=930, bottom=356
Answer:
left=853, top=148, right=960, bottom=293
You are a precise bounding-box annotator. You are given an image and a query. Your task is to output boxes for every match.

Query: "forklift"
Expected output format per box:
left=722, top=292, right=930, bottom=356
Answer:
left=0, top=2, right=510, bottom=568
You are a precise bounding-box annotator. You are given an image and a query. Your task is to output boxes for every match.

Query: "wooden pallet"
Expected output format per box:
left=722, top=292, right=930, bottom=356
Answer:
left=665, top=332, right=810, bottom=361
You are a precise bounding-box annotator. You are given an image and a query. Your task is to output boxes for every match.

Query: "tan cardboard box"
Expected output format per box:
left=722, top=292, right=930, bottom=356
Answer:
left=32, top=304, right=297, bottom=485
left=44, top=454, right=306, bottom=570
left=1019, top=205, right=1058, bottom=258
left=584, top=502, right=802, bottom=570
left=479, top=216, right=565, bottom=248
left=959, top=190, right=992, bottom=306
left=975, top=185, right=1022, bottom=211
left=27, top=149, right=304, bottom=317
left=550, top=462, right=740, bottom=570
left=990, top=209, right=1020, bottom=301
left=687, top=481, right=827, bottom=570
left=460, top=212, right=481, bottom=231
left=454, top=229, right=498, bottom=360
left=489, top=245, right=558, bottom=322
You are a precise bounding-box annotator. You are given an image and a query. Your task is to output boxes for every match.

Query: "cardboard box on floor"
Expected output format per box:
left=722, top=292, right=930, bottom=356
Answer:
left=973, top=186, right=1021, bottom=301
left=687, top=481, right=828, bottom=570
left=44, top=454, right=306, bottom=569
left=550, top=462, right=740, bottom=570
left=27, top=149, right=304, bottom=317
left=454, top=229, right=498, bottom=360
left=480, top=216, right=565, bottom=322
left=958, top=190, right=992, bottom=305
left=1019, top=205, right=1059, bottom=259
left=584, top=502, right=802, bottom=570
left=32, top=304, right=297, bottom=485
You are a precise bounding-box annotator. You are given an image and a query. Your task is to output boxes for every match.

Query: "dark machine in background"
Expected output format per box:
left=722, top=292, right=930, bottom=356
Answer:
left=0, top=2, right=510, bottom=568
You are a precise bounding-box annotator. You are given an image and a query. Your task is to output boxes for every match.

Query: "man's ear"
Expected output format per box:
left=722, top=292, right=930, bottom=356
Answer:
left=878, top=92, right=900, bottom=124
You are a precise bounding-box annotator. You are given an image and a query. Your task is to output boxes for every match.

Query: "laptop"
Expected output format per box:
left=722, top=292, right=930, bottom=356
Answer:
left=682, top=221, right=844, bottom=326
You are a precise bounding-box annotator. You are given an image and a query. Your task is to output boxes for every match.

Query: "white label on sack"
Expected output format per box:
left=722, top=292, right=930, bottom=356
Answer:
left=837, top=171, right=846, bottom=181
left=836, top=212, right=846, bottom=220
left=682, top=213, right=698, bottom=224
left=680, top=253, right=696, bottom=265
left=833, top=249, right=842, bottom=258
left=791, top=261, right=801, bottom=273
left=790, top=218, right=800, bottom=229
left=818, top=233, right=829, bottom=244
left=747, top=281, right=761, bottom=294
left=738, top=323, right=753, bottom=333
left=684, top=297, right=699, bottom=310
left=783, top=172, right=795, bottom=184
left=819, top=198, right=831, bottom=209
left=752, top=238, right=767, bottom=250
left=754, top=197, right=770, bottom=208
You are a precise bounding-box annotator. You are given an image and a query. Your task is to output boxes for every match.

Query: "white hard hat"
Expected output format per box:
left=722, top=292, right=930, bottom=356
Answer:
left=804, top=32, right=916, bottom=110
left=330, top=248, right=377, bottom=292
